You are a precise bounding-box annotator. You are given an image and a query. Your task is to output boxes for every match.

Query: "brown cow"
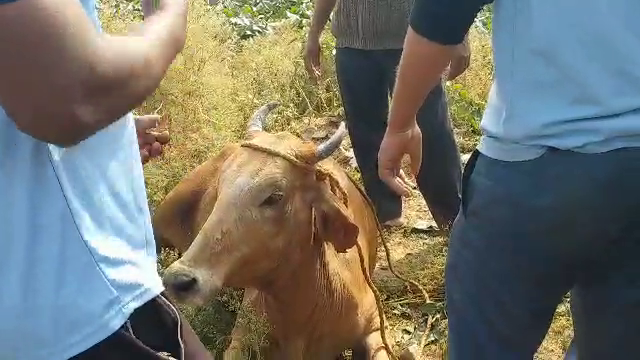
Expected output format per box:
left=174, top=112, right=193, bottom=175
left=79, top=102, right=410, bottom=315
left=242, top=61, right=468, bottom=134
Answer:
left=155, top=102, right=391, bottom=359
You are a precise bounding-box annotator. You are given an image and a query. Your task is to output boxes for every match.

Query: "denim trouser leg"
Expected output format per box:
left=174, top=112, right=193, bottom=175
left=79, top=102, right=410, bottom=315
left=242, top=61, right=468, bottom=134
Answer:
left=445, top=148, right=640, bottom=360
left=564, top=338, right=578, bottom=360
left=335, top=47, right=400, bottom=223
left=335, top=47, right=461, bottom=226
left=413, top=84, right=461, bottom=229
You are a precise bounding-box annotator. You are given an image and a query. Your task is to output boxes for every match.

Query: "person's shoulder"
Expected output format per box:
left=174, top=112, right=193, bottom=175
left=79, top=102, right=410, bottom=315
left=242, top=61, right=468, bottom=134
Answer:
left=410, top=0, right=491, bottom=45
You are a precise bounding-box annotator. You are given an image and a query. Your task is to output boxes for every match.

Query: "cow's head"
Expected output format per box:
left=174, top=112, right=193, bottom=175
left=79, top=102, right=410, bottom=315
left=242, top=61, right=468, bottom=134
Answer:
left=159, top=102, right=359, bottom=305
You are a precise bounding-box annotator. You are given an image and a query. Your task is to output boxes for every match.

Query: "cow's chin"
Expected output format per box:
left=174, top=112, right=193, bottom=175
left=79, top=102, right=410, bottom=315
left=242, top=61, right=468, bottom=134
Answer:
left=171, top=285, right=218, bottom=307
left=170, top=279, right=219, bottom=306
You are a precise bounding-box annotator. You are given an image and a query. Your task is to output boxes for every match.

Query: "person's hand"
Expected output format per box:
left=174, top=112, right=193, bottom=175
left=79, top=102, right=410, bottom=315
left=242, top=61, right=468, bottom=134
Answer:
left=141, top=0, right=155, bottom=18
left=447, top=53, right=470, bottom=80
left=140, top=0, right=188, bottom=46
left=141, top=0, right=184, bottom=18
left=398, top=169, right=416, bottom=189
left=304, top=33, right=322, bottom=81
left=135, top=114, right=170, bottom=164
left=447, top=39, right=471, bottom=81
left=378, top=122, right=423, bottom=196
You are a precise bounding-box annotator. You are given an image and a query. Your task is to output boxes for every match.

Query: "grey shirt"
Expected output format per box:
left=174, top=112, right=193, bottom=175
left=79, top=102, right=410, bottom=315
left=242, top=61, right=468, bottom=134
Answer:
left=331, top=0, right=413, bottom=50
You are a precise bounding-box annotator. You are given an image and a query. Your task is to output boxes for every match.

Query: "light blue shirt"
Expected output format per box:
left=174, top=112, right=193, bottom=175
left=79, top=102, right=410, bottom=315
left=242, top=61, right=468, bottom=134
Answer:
left=0, top=1, right=164, bottom=359
left=479, top=0, right=640, bottom=161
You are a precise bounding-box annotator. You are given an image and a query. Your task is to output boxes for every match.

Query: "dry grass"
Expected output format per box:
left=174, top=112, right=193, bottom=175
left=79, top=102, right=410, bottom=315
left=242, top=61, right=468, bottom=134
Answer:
left=101, top=1, right=572, bottom=358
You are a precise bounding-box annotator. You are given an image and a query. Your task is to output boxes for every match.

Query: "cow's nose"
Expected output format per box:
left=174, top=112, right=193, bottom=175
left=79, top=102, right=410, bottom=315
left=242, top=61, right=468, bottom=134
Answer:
left=165, top=273, right=198, bottom=294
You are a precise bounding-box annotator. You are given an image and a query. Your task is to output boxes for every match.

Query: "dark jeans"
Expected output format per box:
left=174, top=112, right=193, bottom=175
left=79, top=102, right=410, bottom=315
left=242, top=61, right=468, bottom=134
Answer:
left=565, top=339, right=577, bottom=359
left=446, top=148, right=640, bottom=359
left=335, top=47, right=462, bottom=227
left=71, top=293, right=213, bottom=360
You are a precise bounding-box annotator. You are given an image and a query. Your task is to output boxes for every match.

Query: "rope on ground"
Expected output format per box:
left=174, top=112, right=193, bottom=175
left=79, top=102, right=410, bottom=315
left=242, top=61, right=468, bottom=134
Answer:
left=346, top=171, right=434, bottom=359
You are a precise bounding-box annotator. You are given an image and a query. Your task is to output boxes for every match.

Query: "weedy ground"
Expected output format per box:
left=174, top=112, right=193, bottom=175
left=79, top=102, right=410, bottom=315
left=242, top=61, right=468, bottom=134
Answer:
left=101, top=1, right=573, bottom=358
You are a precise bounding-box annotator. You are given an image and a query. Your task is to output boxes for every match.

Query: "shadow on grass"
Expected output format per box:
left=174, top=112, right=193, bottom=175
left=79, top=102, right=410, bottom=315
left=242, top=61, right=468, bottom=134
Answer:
left=371, top=228, right=450, bottom=357
left=178, top=289, right=242, bottom=357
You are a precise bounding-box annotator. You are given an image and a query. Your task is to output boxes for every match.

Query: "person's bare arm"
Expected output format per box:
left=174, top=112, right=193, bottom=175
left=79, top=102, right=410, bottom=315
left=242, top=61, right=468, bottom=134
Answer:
left=0, top=0, right=186, bottom=147
left=387, top=0, right=490, bottom=133
left=303, top=0, right=336, bottom=78
left=308, top=0, right=337, bottom=39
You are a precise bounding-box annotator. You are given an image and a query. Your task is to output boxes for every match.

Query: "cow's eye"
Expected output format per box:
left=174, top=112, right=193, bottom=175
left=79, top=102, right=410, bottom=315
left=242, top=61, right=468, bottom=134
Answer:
left=261, top=191, right=284, bottom=207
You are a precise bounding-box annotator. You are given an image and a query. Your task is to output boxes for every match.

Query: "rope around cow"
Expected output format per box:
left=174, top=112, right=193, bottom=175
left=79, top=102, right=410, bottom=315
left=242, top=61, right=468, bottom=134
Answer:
left=240, top=141, right=433, bottom=360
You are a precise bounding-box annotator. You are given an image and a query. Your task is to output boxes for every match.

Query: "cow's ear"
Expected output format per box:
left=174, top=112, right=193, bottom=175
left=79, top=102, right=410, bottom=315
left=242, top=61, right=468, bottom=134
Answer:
left=313, top=186, right=359, bottom=253
left=152, top=144, right=239, bottom=253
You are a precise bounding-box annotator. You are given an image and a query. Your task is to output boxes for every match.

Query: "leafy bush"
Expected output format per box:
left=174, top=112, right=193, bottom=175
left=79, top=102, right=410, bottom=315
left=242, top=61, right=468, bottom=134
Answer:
left=220, top=0, right=313, bottom=38
left=103, top=0, right=314, bottom=38
left=475, top=4, right=493, bottom=32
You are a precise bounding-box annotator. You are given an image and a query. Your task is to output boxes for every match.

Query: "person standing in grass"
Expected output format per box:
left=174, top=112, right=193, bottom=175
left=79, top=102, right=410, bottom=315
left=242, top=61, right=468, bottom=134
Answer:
left=303, top=0, right=470, bottom=230
left=378, top=0, right=640, bottom=358
left=0, top=0, right=214, bottom=358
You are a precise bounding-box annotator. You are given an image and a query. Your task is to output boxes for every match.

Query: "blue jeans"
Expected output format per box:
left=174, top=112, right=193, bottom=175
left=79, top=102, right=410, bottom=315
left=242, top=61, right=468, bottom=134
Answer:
left=335, top=47, right=461, bottom=227
left=446, top=148, right=640, bottom=359
left=565, top=339, right=578, bottom=360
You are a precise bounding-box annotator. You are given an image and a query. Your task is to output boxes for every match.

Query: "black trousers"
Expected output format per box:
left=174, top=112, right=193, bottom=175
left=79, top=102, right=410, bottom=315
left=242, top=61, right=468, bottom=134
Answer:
left=70, top=293, right=213, bottom=360
left=335, top=47, right=462, bottom=228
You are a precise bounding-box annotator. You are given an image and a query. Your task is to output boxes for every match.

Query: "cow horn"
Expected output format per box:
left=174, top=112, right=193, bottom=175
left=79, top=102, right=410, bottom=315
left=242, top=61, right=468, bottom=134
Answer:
left=246, top=101, right=280, bottom=135
left=314, top=122, right=348, bottom=162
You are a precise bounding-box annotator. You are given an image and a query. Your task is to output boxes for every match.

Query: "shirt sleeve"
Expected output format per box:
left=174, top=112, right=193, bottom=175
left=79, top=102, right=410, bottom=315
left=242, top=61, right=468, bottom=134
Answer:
left=0, top=0, right=19, bottom=4
left=410, top=0, right=493, bottom=45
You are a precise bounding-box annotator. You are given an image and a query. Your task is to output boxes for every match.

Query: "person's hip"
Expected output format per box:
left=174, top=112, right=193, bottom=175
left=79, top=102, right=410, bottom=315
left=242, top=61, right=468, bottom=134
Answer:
left=71, top=292, right=212, bottom=360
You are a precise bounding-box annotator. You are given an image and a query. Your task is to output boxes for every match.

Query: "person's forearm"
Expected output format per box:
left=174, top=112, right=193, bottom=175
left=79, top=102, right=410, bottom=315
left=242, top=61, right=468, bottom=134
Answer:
left=308, top=0, right=336, bottom=38
left=79, top=15, right=186, bottom=145
left=386, top=0, right=489, bottom=133
left=0, top=0, right=185, bottom=147
left=387, top=28, right=456, bottom=132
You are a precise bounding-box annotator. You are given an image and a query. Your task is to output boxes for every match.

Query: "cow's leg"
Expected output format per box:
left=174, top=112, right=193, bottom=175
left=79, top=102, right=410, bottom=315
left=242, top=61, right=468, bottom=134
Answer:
left=223, top=288, right=267, bottom=359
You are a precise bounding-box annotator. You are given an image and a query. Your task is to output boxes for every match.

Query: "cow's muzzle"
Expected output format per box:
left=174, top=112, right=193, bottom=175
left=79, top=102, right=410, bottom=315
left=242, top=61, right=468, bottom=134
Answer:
left=162, top=262, right=220, bottom=306
left=165, top=272, right=198, bottom=294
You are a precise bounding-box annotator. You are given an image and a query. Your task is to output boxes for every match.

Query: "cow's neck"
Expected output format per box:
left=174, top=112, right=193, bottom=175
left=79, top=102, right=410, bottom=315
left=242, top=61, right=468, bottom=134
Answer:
left=261, top=240, right=357, bottom=344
